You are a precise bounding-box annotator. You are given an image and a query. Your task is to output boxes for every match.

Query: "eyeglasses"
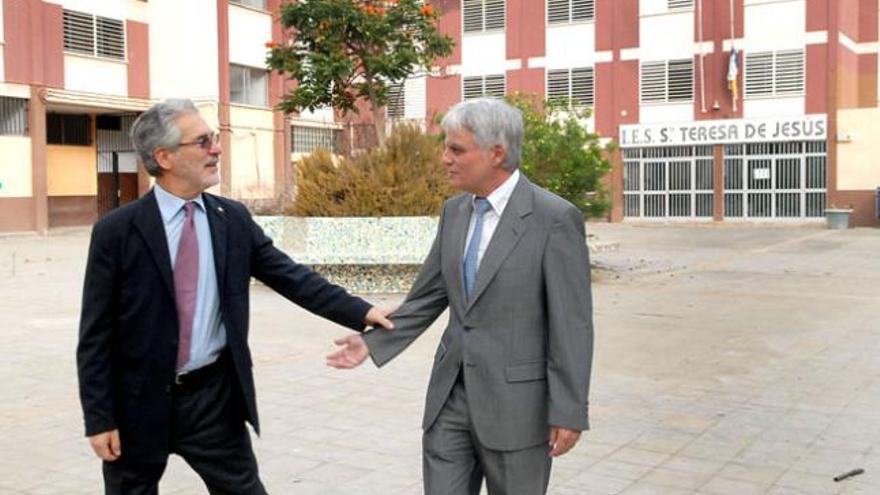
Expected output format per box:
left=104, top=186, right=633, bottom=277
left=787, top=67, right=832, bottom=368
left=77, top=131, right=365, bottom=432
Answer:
left=178, top=132, right=220, bottom=150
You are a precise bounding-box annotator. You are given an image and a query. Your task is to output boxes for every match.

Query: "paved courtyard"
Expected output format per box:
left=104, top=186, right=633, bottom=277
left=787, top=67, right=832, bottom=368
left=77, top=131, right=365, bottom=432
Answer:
left=0, top=222, right=878, bottom=494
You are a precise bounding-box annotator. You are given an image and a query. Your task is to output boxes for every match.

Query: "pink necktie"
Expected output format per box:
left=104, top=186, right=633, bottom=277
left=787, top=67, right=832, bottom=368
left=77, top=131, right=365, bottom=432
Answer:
left=174, top=202, right=199, bottom=370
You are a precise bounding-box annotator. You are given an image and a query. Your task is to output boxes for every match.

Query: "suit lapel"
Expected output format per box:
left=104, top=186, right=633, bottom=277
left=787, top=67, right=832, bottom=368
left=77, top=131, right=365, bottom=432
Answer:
left=465, top=175, right=533, bottom=313
left=203, top=194, right=228, bottom=297
left=133, top=191, right=175, bottom=299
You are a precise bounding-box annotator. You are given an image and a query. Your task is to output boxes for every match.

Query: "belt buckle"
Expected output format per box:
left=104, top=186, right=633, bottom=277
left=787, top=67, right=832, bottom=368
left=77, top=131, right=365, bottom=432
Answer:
left=175, top=372, right=188, bottom=385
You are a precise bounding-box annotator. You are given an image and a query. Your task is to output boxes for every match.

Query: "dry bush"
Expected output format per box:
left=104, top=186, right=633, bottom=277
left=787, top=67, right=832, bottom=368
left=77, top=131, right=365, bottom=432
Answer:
left=290, top=124, right=454, bottom=216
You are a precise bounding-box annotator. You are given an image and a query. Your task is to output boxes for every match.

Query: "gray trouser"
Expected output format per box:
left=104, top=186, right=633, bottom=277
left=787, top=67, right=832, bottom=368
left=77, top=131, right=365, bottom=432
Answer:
left=422, top=373, right=552, bottom=495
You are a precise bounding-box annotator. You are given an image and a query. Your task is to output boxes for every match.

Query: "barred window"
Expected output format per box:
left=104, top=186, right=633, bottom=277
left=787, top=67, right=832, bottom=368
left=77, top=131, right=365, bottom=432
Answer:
left=463, top=0, right=505, bottom=33
left=745, top=50, right=804, bottom=97
left=292, top=125, right=340, bottom=154
left=386, top=83, right=405, bottom=120
left=230, top=65, right=268, bottom=107
left=548, top=0, right=594, bottom=24
left=640, top=59, right=693, bottom=103
left=463, top=75, right=506, bottom=100
left=63, top=10, right=125, bottom=60
left=47, top=113, right=92, bottom=146
left=547, top=67, right=594, bottom=106
left=0, top=97, right=28, bottom=136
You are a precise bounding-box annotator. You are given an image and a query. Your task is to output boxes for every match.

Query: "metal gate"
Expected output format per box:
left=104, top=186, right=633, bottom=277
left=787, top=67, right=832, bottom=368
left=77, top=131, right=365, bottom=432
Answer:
left=623, top=145, right=714, bottom=219
left=723, top=141, right=827, bottom=219
left=97, top=114, right=139, bottom=217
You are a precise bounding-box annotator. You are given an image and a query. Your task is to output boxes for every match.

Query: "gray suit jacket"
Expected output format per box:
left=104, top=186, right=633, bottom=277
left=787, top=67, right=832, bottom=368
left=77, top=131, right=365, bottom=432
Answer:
left=363, top=175, right=593, bottom=451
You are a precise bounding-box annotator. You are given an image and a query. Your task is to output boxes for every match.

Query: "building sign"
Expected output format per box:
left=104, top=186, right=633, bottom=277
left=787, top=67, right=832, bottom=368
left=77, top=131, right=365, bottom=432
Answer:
left=619, top=115, right=827, bottom=147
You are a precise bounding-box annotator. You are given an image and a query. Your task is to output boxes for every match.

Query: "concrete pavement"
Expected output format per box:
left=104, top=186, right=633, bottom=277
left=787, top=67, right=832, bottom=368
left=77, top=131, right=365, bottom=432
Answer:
left=0, top=223, right=878, bottom=494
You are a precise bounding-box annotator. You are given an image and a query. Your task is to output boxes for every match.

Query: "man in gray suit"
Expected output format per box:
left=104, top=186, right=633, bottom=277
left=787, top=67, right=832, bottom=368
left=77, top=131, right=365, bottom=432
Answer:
left=327, top=98, right=594, bottom=494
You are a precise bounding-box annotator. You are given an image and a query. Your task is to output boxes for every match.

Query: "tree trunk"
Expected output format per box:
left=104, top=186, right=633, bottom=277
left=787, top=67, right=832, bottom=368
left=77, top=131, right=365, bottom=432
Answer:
left=372, top=104, right=387, bottom=148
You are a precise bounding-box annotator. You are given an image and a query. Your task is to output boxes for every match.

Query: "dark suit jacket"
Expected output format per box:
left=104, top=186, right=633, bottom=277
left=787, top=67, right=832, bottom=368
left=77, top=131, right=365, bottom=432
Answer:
left=77, top=190, right=371, bottom=463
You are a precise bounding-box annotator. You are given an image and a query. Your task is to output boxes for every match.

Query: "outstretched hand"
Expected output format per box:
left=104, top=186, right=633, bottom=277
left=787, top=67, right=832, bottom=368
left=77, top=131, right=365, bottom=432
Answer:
left=326, top=334, right=370, bottom=369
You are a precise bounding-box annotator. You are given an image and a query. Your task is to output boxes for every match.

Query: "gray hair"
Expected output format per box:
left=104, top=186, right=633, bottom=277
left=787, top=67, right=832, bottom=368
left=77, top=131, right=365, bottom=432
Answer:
left=130, top=99, right=199, bottom=176
left=441, top=98, right=523, bottom=171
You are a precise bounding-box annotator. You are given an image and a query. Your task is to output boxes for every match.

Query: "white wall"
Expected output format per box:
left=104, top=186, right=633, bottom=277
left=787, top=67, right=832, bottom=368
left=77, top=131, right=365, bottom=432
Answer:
left=0, top=137, right=32, bottom=198
left=640, top=12, right=694, bottom=61
left=461, top=33, right=507, bottom=76
left=743, top=97, right=805, bottom=119
left=148, top=0, right=220, bottom=101
left=229, top=5, right=272, bottom=69
left=546, top=24, right=597, bottom=69
left=744, top=0, right=805, bottom=52
left=639, top=103, right=693, bottom=124
left=65, top=55, right=128, bottom=96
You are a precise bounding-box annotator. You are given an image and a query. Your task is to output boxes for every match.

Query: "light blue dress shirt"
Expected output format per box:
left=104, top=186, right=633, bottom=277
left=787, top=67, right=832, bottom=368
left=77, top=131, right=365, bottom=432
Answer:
left=154, top=183, right=226, bottom=373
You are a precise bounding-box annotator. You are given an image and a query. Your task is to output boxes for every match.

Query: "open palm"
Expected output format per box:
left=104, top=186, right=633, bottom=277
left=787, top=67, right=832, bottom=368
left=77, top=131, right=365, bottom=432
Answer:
left=326, top=335, right=370, bottom=369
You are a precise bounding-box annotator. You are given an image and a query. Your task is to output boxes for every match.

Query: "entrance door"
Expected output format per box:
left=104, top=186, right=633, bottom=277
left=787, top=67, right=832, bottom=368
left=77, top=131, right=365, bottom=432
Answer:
left=96, top=115, right=139, bottom=217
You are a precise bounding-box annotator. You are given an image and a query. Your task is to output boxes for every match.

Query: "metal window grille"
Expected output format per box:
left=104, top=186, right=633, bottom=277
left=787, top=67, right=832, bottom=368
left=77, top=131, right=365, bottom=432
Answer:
left=667, top=59, right=694, bottom=102
left=0, top=97, right=28, bottom=136
left=464, top=0, right=505, bottom=33
left=745, top=52, right=773, bottom=96
left=775, top=50, right=805, bottom=95
left=640, top=62, right=666, bottom=103
left=623, top=146, right=714, bottom=219
left=548, top=0, right=594, bottom=24
left=230, top=0, right=267, bottom=9
left=485, top=0, right=505, bottom=30
left=47, top=113, right=92, bottom=146
left=463, top=75, right=506, bottom=100
left=386, top=83, right=405, bottom=119
left=746, top=50, right=803, bottom=97
left=723, top=140, right=826, bottom=219
left=463, top=0, right=484, bottom=32
left=484, top=75, right=506, bottom=98
left=571, top=67, right=594, bottom=106
left=547, top=70, right=569, bottom=100
left=547, top=68, right=594, bottom=106
left=230, top=65, right=268, bottom=107
left=292, top=125, right=340, bottom=154
left=63, top=10, right=125, bottom=60
left=668, top=0, right=694, bottom=10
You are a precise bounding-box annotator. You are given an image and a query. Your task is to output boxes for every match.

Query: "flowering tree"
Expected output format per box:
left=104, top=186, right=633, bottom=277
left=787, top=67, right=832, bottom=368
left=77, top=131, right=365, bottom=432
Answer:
left=267, top=0, right=453, bottom=146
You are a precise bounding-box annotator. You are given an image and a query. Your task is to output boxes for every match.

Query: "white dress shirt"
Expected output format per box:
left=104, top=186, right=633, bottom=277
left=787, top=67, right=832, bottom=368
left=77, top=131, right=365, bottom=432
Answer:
left=464, top=169, right=520, bottom=268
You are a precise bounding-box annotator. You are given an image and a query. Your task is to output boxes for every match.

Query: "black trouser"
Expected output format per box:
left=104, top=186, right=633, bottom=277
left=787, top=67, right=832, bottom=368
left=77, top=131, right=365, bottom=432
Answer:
left=102, top=361, right=267, bottom=495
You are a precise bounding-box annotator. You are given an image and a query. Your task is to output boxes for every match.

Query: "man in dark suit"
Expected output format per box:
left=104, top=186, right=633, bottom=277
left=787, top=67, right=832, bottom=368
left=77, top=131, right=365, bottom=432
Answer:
left=77, top=99, right=393, bottom=494
left=328, top=98, right=594, bottom=494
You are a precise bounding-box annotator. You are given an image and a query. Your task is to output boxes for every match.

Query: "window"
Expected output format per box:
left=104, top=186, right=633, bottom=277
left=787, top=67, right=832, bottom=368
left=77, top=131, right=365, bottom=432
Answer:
left=230, top=0, right=267, bottom=9
left=463, top=0, right=505, bottom=33
left=547, top=67, right=595, bottom=106
left=640, top=59, right=693, bottom=103
left=47, top=113, right=92, bottom=145
left=547, top=0, right=594, bottom=24
left=0, top=97, right=28, bottom=136
left=463, top=75, right=506, bottom=100
left=292, top=125, right=340, bottom=154
left=667, top=0, right=694, bottom=11
left=63, top=10, right=125, bottom=60
left=745, top=50, right=805, bottom=97
left=386, top=83, right=405, bottom=120
left=230, top=65, right=268, bottom=107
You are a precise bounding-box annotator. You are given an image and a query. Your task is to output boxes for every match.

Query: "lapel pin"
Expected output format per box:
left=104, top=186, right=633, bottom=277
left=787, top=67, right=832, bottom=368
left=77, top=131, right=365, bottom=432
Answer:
left=217, top=206, right=224, bottom=213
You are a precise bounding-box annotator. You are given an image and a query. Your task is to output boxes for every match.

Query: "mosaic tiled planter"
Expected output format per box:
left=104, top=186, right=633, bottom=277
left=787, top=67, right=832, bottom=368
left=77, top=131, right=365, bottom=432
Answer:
left=254, top=216, right=438, bottom=293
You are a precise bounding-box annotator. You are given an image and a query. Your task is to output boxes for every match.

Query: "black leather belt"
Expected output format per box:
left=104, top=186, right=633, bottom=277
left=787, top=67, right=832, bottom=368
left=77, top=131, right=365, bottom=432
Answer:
left=173, top=352, right=228, bottom=394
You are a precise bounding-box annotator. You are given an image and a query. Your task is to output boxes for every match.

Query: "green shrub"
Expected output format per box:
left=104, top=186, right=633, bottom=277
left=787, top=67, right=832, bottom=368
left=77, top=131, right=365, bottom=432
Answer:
left=289, top=124, right=454, bottom=216
left=508, top=93, right=613, bottom=218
